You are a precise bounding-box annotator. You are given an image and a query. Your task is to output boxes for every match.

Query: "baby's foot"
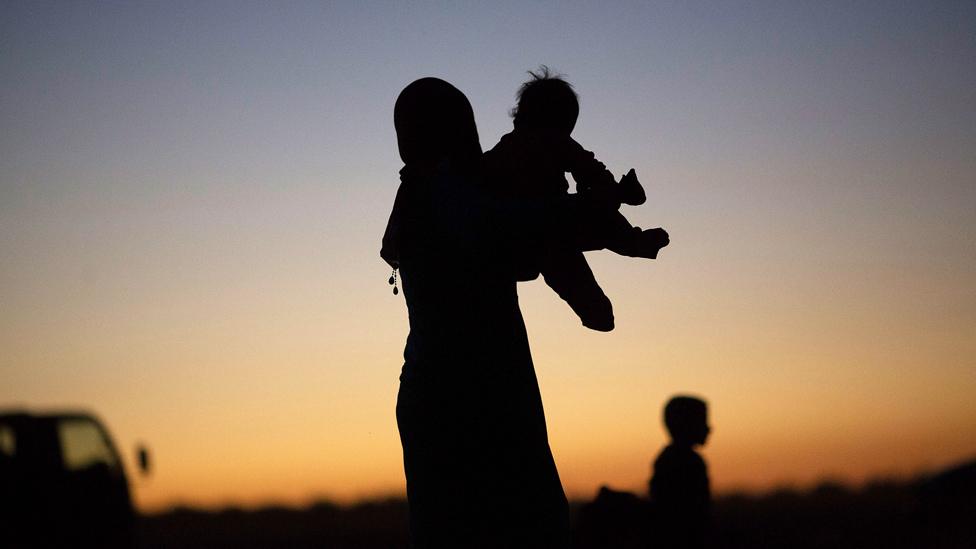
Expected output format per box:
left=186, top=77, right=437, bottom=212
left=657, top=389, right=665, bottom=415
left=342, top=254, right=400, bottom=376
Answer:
left=612, top=227, right=669, bottom=259
left=580, top=294, right=615, bottom=332
left=639, top=228, right=669, bottom=258
left=618, top=168, right=646, bottom=206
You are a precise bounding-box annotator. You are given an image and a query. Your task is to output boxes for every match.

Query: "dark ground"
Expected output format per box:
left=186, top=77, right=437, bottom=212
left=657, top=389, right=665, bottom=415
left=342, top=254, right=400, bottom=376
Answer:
left=137, top=458, right=975, bottom=549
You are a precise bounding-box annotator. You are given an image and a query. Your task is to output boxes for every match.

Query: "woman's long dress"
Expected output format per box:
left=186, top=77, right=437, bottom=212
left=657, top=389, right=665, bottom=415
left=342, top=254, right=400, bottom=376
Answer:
left=392, top=168, right=579, bottom=548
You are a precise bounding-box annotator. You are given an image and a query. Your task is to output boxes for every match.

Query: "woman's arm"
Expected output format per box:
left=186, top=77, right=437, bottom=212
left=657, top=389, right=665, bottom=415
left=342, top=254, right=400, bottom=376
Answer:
left=428, top=170, right=619, bottom=266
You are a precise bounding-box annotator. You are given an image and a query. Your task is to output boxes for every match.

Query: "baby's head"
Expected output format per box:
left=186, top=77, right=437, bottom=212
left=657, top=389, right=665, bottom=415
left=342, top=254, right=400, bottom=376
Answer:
left=511, top=66, right=579, bottom=135
left=663, top=395, right=710, bottom=447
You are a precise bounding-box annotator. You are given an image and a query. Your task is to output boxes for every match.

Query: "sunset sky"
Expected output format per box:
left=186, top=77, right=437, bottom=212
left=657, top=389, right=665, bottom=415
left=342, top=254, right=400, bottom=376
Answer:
left=2, top=2, right=974, bottom=512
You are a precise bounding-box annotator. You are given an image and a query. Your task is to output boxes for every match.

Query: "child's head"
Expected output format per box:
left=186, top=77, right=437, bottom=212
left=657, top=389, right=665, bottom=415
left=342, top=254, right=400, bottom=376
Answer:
left=663, top=395, right=710, bottom=447
left=510, top=66, right=579, bottom=135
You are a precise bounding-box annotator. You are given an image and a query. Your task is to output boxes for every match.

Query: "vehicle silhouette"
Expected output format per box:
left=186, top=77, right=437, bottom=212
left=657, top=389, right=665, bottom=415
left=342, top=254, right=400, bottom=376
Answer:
left=0, top=410, right=149, bottom=548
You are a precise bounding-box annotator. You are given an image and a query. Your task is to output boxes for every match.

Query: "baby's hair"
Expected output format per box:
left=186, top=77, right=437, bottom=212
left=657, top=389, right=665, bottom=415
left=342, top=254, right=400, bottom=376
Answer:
left=510, top=65, right=580, bottom=132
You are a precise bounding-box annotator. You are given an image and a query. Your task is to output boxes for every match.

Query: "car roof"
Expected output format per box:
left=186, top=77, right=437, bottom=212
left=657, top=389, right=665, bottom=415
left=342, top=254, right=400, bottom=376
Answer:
left=0, top=410, right=100, bottom=422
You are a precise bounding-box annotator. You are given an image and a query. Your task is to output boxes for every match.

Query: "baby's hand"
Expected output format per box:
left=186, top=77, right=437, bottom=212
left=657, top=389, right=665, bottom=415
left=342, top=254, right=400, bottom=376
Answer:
left=618, top=168, right=646, bottom=206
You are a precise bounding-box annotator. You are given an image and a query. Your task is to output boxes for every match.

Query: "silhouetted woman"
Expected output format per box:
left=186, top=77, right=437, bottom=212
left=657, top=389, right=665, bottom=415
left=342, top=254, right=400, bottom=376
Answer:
left=382, top=78, right=615, bottom=548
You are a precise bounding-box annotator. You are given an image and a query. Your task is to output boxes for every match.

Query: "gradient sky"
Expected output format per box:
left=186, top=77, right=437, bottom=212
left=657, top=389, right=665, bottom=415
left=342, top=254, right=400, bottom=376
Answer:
left=2, top=1, right=974, bottom=511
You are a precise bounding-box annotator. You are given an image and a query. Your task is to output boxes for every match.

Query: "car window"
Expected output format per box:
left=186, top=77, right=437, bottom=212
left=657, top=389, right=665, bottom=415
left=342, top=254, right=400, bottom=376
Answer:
left=57, top=418, right=119, bottom=472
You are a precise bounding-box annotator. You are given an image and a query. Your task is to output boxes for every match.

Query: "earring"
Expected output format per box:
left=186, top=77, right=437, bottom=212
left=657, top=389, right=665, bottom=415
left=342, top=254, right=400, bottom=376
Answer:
left=388, top=268, right=399, bottom=296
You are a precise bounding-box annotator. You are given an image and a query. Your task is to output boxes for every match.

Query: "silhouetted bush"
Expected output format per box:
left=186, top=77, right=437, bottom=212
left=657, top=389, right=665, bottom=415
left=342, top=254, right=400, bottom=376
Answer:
left=137, top=459, right=975, bottom=549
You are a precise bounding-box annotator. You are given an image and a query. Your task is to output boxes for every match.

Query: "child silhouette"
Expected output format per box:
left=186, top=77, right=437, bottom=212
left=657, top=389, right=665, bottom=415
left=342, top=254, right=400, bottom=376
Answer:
left=649, top=395, right=711, bottom=548
left=482, top=67, right=669, bottom=332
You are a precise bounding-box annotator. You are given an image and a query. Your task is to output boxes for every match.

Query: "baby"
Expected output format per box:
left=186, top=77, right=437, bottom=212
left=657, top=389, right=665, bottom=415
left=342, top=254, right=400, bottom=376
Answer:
left=482, top=67, right=669, bottom=331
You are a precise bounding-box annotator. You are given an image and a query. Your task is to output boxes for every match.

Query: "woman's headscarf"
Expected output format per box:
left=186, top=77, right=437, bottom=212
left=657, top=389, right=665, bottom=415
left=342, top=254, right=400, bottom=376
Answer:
left=393, top=77, right=482, bottom=170
left=382, top=78, right=483, bottom=268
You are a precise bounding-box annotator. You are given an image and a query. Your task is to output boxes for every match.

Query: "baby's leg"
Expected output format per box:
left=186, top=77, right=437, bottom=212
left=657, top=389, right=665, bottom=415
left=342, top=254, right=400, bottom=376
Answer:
left=540, top=252, right=614, bottom=332
left=578, top=209, right=669, bottom=259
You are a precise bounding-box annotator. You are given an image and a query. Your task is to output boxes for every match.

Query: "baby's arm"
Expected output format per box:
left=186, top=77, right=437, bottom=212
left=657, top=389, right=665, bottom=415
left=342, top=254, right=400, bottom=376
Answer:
left=561, top=138, right=616, bottom=194
left=552, top=138, right=668, bottom=257
left=562, top=138, right=646, bottom=206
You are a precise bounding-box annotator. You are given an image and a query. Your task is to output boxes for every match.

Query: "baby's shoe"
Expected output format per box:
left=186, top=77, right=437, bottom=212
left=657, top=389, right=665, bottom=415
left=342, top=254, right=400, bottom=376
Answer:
left=638, top=227, right=669, bottom=258
left=612, top=227, right=669, bottom=259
